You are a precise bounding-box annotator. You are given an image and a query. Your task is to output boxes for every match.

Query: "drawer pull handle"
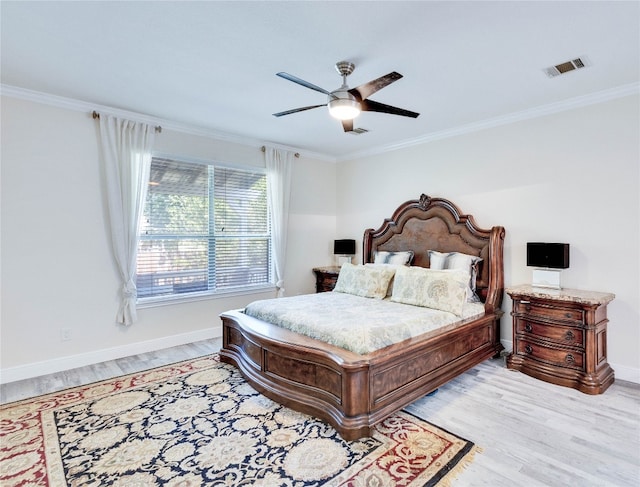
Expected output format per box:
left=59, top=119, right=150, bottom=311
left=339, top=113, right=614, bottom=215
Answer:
left=565, top=354, right=575, bottom=364
left=525, top=345, right=533, bottom=354
left=565, top=312, right=573, bottom=318
left=524, top=324, right=533, bottom=333
left=564, top=330, right=575, bottom=341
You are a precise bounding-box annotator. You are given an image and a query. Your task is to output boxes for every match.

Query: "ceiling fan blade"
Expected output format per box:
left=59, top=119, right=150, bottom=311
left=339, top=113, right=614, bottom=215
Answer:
left=350, top=72, right=403, bottom=100
left=276, top=72, right=334, bottom=97
left=342, top=119, right=354, bottom=132
left=361, top=99, right=420, bottom=118
left=273, top=104, right=326, bottom=117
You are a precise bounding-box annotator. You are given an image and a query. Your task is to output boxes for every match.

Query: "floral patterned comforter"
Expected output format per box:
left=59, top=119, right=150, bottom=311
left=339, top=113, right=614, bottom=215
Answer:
left=243, top=292, right=484, bottom=355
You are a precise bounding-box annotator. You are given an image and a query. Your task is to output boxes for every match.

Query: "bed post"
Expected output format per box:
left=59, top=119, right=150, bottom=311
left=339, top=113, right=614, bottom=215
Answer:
left=485, top=225, right=506, bottom=357
left=485, top=225, right=506, bottom=314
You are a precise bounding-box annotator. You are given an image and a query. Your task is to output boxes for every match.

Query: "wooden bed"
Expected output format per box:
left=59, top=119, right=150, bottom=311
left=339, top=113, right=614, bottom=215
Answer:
left=220, top=194, right=505, bottom=440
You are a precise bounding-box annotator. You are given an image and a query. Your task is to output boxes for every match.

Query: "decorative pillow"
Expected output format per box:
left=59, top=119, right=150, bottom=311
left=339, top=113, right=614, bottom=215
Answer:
left=428, top=250, right=482, bottom=302
left=364, top=263, right=403, bottom=297
left=373, top=250, right=414, bottom=265
left=333, top=263, right=396, bottom=299
left=390, top=266, right=468, bottom=316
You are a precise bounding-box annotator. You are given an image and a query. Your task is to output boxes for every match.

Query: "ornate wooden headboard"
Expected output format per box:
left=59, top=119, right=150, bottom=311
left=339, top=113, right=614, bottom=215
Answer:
left=363, top=194, right=505, bottom=312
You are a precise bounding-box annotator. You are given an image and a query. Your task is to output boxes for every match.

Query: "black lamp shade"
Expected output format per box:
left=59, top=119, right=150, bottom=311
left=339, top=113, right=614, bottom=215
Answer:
left=527, top=242, right=570, bottom=269
left=334, top=239, right=356, bottom=255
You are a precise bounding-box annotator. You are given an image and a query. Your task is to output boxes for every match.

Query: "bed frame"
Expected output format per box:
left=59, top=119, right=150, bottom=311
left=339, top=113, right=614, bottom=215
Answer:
left=220, top=194, right=505, bottom=440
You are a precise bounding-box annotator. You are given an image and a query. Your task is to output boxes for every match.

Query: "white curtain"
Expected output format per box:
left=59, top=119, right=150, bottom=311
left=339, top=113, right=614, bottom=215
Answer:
left=265, top=147, right=294, bottom=297
left=98, top=115, right=155, bottom=325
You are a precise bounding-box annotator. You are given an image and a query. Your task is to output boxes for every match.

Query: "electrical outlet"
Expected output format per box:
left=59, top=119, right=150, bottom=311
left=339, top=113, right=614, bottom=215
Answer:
left=60, top=328, right=72, bottom=341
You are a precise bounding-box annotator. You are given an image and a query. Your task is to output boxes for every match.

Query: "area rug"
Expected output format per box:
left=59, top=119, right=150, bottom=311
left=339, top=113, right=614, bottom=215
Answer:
left=0, top=354, right=478, bottom=486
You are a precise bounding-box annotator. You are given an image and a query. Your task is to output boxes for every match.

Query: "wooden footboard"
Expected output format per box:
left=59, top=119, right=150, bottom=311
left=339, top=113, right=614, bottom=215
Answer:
left=220, top=308, right=503, bottom=440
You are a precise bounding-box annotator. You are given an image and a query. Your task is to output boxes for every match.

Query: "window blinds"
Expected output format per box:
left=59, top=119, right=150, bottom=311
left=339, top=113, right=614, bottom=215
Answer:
left=137, top=157, right=270, bottom=299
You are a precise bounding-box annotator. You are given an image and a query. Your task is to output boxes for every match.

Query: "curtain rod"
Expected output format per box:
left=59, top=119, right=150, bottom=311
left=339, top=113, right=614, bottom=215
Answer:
left=261, top=145, right=299, bottom=158
left=92, top=111, right=162, bottom=133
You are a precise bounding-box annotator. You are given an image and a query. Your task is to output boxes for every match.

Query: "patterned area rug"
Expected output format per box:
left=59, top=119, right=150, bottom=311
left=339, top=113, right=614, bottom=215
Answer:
left=0, top=355, right=478, bottom=486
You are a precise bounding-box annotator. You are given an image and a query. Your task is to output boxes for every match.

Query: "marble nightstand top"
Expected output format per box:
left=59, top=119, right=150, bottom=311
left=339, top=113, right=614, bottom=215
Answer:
left=506, top=284, right=615, bottom=306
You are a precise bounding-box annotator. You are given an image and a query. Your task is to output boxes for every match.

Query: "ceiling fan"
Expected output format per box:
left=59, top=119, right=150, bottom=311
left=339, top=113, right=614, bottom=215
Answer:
left=273, top=61, right=420, bottom=133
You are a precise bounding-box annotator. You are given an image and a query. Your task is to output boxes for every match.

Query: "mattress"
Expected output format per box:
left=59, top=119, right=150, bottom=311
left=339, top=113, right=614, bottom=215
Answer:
left=243, top=291, right=485, bottom=354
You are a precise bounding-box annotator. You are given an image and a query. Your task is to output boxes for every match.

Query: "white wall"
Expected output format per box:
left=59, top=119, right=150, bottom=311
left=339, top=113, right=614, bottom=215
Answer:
left=0, top=96, right=336, bottom=381
left=2, top=93, right=638, bottom=384
left=336, top=95, right=640, bottom=382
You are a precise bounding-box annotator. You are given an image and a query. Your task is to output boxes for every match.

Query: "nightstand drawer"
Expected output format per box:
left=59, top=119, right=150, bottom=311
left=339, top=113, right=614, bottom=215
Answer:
left=317, top=274, right=338, bottom=292
left=313, top=266, right=341, bottom=293
left=516, top=320, right=584, bottom=348
left=514, top=301, right=584, bottom=323
left=516, top=339, right=584, bottom=370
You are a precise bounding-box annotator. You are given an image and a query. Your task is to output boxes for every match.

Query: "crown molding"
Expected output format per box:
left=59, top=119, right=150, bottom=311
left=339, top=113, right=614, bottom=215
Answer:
left=3, top=82, right=636, bottom=164
left=0, top=84, right=334, bottom=163
left=338, top=82, right=640, bottom=162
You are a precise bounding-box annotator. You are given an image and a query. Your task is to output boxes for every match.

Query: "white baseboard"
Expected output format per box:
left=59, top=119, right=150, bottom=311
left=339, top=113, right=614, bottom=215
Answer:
left=0, top=328, right=220, bottom=384
left=612, top=363, right=640, bottom=384
left=500, top=339, right=639, bottom=384
left=2, top=333, right=637, bottom=385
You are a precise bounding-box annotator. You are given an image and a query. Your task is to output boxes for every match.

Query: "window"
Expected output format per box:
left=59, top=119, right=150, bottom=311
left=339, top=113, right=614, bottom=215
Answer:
left=136, top=156, right=271, bottom=300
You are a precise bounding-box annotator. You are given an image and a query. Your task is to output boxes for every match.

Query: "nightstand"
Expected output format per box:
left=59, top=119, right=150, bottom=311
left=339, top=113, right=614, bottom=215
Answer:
left=312, top=266, right=341, bottom=293
left=506, top=285, right=615, bottom=394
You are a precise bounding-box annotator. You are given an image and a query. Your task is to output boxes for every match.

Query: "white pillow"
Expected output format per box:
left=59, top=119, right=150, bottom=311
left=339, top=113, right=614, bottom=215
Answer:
left=373, top=250, right=414, bottom=265
left=390, top=266, right=468, bottom=316
left=333, top=263, right=396, bottom=299
left=428, top=250, right=482, bottom=302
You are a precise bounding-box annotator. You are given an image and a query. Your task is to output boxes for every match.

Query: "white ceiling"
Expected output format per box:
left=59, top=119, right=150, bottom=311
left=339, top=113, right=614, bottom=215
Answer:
left=2, top=1, right=638, bottom=160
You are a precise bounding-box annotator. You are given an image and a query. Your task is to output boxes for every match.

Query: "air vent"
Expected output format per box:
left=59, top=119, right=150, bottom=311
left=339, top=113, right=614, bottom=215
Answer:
left=544, top=57, right=589, bottom=78
left=348, top=128, right=369, bottom=135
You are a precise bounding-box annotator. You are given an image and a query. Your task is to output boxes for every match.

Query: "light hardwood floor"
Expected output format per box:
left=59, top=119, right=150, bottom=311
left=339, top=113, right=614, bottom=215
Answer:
left=0, top=339, right=220, bottom=403
left=2, top=338, right=638, bottom=486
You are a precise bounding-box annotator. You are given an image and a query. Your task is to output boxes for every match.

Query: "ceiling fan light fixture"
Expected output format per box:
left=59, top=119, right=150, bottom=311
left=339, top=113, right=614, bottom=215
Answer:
left=328, top=97, right=361, bottom=120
